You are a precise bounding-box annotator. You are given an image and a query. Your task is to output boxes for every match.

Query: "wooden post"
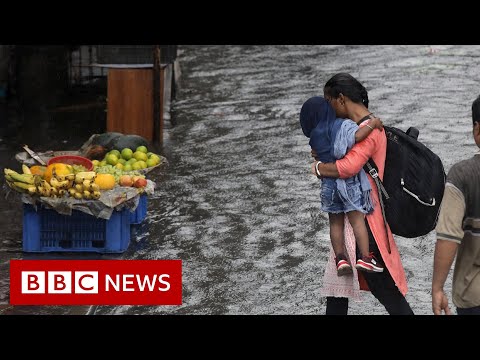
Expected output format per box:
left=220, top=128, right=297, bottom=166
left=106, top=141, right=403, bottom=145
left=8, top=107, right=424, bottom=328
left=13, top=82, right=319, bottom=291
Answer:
left=153, top=45, right=162, bottom=148
left=107, top=68, right=154, bottom=140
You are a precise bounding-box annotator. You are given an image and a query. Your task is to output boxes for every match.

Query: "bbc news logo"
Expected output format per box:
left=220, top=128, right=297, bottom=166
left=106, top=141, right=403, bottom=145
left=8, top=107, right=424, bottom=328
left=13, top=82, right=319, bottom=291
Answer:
left=10, top=260, right=182, bottom=305
left=22, top=271, right=100, bottom=294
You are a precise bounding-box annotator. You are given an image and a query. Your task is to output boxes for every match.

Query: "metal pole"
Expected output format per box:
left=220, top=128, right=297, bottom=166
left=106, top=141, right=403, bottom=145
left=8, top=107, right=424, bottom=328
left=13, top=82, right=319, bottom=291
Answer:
left=88, top=45, right=93, bottom=80
left=153, top=45, right=162, bottom=148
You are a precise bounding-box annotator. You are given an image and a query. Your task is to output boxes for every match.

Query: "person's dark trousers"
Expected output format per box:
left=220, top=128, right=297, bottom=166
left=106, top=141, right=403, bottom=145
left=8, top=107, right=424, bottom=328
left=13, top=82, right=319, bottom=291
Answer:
left=326, top=297, right=348, bottom=315
left=325, top=219, right=414, bottom=315
left=457, top=306, right=480, bottom=315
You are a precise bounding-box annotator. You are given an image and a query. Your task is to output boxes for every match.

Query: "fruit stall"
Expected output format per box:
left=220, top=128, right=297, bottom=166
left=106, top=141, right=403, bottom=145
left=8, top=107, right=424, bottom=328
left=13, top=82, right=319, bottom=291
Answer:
left=4, top=132, right=167, bottom=254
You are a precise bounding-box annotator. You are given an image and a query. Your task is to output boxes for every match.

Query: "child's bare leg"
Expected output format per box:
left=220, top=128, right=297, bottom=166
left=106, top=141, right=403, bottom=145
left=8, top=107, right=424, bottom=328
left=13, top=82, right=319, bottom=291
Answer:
left=346, top=211, right=369, bottom=258
left=347, top=211, right=384, bottom=273
left=328, top=213, right=345, bottom=257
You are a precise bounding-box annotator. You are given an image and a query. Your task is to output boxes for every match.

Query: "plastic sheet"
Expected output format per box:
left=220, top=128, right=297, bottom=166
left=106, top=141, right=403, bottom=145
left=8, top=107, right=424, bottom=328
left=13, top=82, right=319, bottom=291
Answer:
left=6, top=179, right=155, bottom=220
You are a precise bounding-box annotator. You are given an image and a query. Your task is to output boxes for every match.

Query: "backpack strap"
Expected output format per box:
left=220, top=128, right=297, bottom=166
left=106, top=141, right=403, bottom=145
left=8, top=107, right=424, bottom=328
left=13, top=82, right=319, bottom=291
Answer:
left=363, top=160, right=389, bottom=200
left=358, top=114, right=392, bottom=253
left=363, top=160, right=392, bottom=254
left=358, top=113, right=375, bottom=124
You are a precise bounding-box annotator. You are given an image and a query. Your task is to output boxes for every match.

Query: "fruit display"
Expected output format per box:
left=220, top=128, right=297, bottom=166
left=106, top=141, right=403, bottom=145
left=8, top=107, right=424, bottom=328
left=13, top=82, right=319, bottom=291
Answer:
left=5, top=134, right=163, bottom=242
left=4, top=158, right=150, bottom=199
left=4, top=138, right=160, bottom=211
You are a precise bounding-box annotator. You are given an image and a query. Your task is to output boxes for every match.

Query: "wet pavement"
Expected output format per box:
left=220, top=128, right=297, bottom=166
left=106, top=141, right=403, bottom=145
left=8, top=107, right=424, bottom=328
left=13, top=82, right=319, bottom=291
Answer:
left=2, top=45, right=480, bottom=315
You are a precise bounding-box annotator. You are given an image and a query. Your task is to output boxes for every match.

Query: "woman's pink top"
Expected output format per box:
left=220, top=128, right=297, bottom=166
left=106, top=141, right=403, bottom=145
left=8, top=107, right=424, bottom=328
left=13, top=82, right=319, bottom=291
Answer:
left=320, top=122, right=408, bottom=298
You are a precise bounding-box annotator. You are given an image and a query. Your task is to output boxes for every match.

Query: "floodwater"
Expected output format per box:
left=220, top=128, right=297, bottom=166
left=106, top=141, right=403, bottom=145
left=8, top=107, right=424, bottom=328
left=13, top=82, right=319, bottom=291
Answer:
left=2, top=45, right=480, bottom=315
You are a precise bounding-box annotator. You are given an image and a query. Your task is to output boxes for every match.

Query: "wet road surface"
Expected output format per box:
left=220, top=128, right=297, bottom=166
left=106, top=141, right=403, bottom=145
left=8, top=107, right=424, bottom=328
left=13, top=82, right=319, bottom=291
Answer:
left=2, top=45, right=480, bottom=315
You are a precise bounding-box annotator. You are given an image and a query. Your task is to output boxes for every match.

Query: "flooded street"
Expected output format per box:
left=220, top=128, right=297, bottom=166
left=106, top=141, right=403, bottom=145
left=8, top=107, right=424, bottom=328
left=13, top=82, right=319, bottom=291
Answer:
left=2, top=45, right=480, bottom=315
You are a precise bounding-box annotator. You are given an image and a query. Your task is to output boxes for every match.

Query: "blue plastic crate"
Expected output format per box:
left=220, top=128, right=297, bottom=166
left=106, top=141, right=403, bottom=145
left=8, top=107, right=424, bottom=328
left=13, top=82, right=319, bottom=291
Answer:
left=129, top=194, right=148, bottom=225
left=23, top=204, right=131, bottom=253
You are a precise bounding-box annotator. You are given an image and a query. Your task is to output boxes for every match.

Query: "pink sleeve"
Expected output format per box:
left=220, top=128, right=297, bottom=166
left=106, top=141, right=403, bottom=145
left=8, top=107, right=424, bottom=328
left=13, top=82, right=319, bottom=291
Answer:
left=336, top=131, right=378, bottom=179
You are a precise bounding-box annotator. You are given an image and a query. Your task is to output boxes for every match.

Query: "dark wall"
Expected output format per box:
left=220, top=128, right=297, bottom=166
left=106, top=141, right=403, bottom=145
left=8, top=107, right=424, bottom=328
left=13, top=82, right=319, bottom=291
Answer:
left=14, top=46, right=70, bottom=109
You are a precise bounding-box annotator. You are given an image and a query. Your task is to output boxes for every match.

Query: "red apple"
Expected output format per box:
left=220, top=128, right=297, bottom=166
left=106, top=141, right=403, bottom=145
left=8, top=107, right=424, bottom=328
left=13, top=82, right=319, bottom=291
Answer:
left=133, top=178, right=147, bottom=188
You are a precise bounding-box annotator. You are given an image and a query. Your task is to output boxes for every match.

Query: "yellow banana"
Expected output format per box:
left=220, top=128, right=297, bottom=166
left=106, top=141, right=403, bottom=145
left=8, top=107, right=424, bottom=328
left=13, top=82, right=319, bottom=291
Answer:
left=75, top=184, right=83, bottom=193
left=76, top=171, right=96, bottom=180
left=83, top=190, right=92, bottom=200
left=13, top=181, right=35, bottom=191
left=50, top=177, right=69, bottom=189
left=37, top=186, right=46, bottom=196
left=8, top=171, right=34, bottom=185
left=58, top=180, right=70, bottom=189
left=50, top=177, right=58, bottom=188
left=41, top=180, right=52, bottom=192
left=12, top=182, right=36, bottom=195
left=22, top=164, right=32, bottom=174
left=4, top=174, right=14, bottom=182
left=91, top=191, right=101, bottom=200
left=73, top=192, right=83, bottom=200
left=90, top=183, right=100, bottom=192
left=9, top=183, right=26, bottom=193
left=55, top=173, right=75, bottom=182
left=68, top=188, right=77, bottom=197
left=58, top=189, right=66, bottom=197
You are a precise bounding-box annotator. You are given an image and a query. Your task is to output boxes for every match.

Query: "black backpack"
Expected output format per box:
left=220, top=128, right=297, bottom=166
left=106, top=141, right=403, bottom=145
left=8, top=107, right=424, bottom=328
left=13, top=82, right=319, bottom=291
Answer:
left=363, top=124, right=446, bottom=239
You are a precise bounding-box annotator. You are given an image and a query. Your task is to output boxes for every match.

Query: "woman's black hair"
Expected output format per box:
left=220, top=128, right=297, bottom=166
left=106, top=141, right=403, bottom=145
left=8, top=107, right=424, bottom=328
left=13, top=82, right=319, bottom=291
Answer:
left=324, top=73, right=369, bottom=109
left=472, top=95, right=480, bottom=125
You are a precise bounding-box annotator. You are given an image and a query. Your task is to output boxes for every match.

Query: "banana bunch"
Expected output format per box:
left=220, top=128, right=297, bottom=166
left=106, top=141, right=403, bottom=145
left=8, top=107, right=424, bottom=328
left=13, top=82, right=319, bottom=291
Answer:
left=4, top=167, right=41, bottom=195
left=33, top=167, right=75, bottom=197
left=4, top=167, right=102, bottom=200
left=69, top=171, right=101, bottom=200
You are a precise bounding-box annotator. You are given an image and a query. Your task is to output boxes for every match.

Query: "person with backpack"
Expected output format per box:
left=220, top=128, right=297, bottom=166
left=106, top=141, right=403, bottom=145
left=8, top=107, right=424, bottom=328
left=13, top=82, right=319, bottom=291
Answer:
left=300, top=96, right=385, bottom=276
left=312, top=73, right=414, bottom=315
left=432, top=95, right=480, bottom=315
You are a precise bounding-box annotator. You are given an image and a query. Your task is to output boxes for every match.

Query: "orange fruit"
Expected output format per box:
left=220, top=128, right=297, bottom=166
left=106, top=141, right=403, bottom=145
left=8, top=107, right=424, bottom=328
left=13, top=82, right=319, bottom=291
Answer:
left=44, top=163, right=73, bottom=183
left=94, top=173, right=116, bottom=190
left=30, top=165, right=47, bottom=177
